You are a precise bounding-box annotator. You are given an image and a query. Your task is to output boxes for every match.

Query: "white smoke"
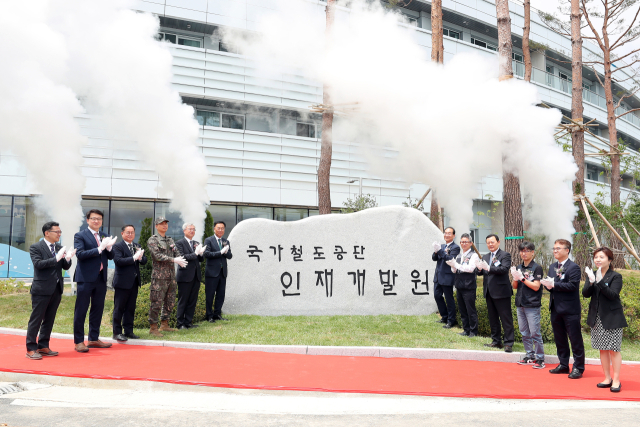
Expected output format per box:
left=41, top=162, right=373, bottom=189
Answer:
left=0, top=1, right=86, bottom=244
left=0, top=0, right=210, bottom=238
left=225, top=0, right=577, bottom=240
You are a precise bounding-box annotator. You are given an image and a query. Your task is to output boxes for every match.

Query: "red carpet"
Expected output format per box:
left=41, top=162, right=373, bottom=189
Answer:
left=1, top=334, right=639, bottom=401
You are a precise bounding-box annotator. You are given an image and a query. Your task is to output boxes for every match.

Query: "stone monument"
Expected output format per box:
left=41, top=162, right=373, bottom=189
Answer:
left=225, top=206, right=443, bottom=315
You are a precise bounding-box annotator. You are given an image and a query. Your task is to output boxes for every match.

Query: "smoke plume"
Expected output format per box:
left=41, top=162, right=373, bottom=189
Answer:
left=226, top=0, right=577, bottom=240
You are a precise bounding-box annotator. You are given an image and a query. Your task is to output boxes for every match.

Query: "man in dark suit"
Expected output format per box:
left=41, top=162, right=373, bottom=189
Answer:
left=73, top=209, right=116, bottom=353
left=477, top=234, right=514, bottom=352
left=203, top=221, right=233, bottom=322
left=542, top=238, right=585, bottom=379
left=175, top=222, right=205, bottom=329
left=25, top=221, right=74, bottom=360
left=112, top=224, right=147, bottom=341
left=431, top=227, right=460, bottom=328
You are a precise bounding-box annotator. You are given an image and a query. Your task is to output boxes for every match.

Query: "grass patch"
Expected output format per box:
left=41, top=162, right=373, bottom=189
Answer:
left=1, top=290, right=640, bottom=361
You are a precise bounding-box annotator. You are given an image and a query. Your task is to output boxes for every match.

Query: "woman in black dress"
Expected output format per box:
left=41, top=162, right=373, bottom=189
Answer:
left=582, top=247, right=628, bottom=393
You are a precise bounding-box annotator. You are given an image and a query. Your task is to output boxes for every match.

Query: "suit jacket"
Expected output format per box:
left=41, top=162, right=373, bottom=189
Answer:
left=480, top=248, right=512, bottom=299
left=431, top=242, right=460, bottom=286
left=582, top=269, right=628, bottom=329
left=175, top=238, right=204, bottom=283
left=548, top=259, right=582, bottom=315
left=203, top=235, right=233, bottom=278
left=73, top=228, right=115, bottom=283
left=112, top=240, right=148, bottom=289
left=29, top=239, right=72, bottom=296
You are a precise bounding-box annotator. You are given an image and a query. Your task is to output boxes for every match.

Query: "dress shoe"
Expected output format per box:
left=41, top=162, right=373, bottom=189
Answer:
left=179, top=325, right=189, bottom=330
left=187, top=324, right=199, bottom=328
left=504, top=345, right=513, bottom=353
left=213, top=315, right=229, bottom=321
left=568, top=368, right=583, bottom=379
left=37, top=348, right=59, bottom=357
left=597, top=380, right=613, bottom=388
left=484, top=342, right=503, bottom=348
left=443, top=322, right=458, bottom=329
left=611, top=382, right=622, bottom=393
left=468, top=333, right=477, bottom=338
left=549, top=365, right=570, bottom=374
left=208, top=318, right=216, bottom=323
left=436, top=318, right=447, bottom=324
left=75, top=342, right=89, bottom=353
left=458, top=331, right=470, bottom=336
left=87, top=340, right=112, bottom=348
left=113, top=334, right=128, bottom=342
left=124, top=333, right=140, bottom=339
left=25, top=351, right=43, bottom=360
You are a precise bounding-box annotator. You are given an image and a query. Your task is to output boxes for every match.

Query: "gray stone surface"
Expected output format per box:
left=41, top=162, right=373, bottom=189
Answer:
left=306, top=346, right=380, bottom=357
left=225, top=206, right=441, bottom=316
left=233, top=345, right=308, bottom=354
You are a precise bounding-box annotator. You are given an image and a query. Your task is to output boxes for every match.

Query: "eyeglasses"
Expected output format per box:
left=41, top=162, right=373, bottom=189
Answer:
left=48, top=230, right=62, bottom=234
left=185, top=228, right=196, bottom=231
left=552, top=247, right=568, bottom=252
left=520, top=249, right=533, bottom=253
left=460, top=241, right=471, bottom=244
left=89, top=217, right=103, bottom=221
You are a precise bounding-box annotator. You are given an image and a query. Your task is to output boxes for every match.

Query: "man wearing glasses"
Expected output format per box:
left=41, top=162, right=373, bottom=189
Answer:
left=73, top=209, right=116, bottom=352
left=431, top=227, right=460, bottom=328
left=175, top=222, right=205, bottom=329
left=542, top=239, right=585, bottom=379
left=446, top=233, right=479, bottom=337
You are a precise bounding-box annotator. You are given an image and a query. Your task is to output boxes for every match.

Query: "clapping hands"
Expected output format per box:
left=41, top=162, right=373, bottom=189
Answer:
left=510, top=266, right=524, bottom=282
left=105, top=236, right=117, bottom=251
left=56, top=246, right=67, bottom=262
left=220, top=245, right=229, bottom=255
left=65, top=248, right=76, bottom=261
left=585, top=266, right=596, bottom=283
left=475, top=259, right=489, bottom=271
left=541, top=277, right=554, bottom=290
left=133, top=248, right=144, bottom=261
left=432, top=241, right=441, bottom=253
left=445, top=258, right=458, bottom=273
left=195, top=244, right=205, bottom=256
left=173, top=256, right=188, bottom=268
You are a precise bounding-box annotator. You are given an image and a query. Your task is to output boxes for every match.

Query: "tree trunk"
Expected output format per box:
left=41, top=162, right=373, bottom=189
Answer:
left=570, top=0, right=589, bottom=274
left=522, top=0, right=531, bottom=82
left=603, top=50, right=620, bottom=206
left=430, top=192, right=444, bottom=232
left=318, top=0, right=335, bottom=215
left=496, top=0, right=522, bottom=263
left=431, top=0, right=444, bottom=64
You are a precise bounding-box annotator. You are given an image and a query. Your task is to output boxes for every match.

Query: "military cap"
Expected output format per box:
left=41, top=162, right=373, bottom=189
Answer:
left=154, top=217, right=169, bottom=225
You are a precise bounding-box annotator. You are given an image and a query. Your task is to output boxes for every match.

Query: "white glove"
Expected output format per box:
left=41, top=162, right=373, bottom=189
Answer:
left=98, top=236, right=109, bottom=252
left=480, top=260, right=490, bottom=271
left=173, top=256, right=188, bottom=268
left=56, top=246, right=67, bottom=262
left=511, top=267, right=524, bottom=282
left=585, top=266, right=596, bottom=283
left=106, top=236, right=117, bottom=251
left=133, top=248, right=142, bottom=261
left=220, top=245, right=229, bottom=255
left=445, top=258, right=458, bottom=272
left=541, top=277, right=554, bottom=290
left=195, top=245, right=205, bottom=256
left=595, top=266, right=603, bottom=283
left=65, top=247, right=76, bottom=262
left=432, top=241, right=441, bottom=253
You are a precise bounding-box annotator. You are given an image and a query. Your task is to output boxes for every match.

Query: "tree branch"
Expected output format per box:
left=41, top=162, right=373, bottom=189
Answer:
left=616, top=108, right=640, bottom=120
left=581, top=0, right=605, bottom=50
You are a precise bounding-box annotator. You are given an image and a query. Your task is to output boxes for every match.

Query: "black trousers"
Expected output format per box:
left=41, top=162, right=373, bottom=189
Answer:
left=205, top=274, right=226, bottom=319
left=485, top=291, right=514, bottom=346
left=26, top=289, right=62, bottom=352
left=112, top=285, right=139, bottom=335
left=177, top=277, right=201, bottom=327
left=456, top=288, right=478, bottom=334
left=550, top=310, right=585, bottom=372
left=434, top=283, right=456, bottom=324
left=73, top=276, right=107, bottom=344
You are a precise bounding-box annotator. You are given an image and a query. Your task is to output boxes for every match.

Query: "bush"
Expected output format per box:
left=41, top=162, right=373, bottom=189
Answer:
left=0, top=278, right=28, bottom=296
left=107, top=283, right=209, bottom=329
left=456, top=270, right=640, bottom=343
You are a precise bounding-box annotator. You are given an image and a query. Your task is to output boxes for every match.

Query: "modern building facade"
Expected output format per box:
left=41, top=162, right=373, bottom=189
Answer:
left=1, top=0, right=640, bottom=277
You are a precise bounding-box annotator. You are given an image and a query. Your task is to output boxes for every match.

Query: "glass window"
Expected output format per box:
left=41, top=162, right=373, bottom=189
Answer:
left=274, top=208, right=309, bottom=221
left=279, top=116, right=297, bottom=135
left=512, top=52, right=523, bottom=62
left=472, top=38, right=486, bottom=48
left=246, top=113, right=276, bottom=133
left=78, top=199, right=110, bottom=234
left=296, top=123, right=315, bottom=138
left=109, top=200, right=154, bottom=244
left=0, top=196, right=11, bottom=245
left=178, top=37, right=201, bottom=48
left=219, top=42, right=236, bottom=53
left=237, top=206, right=273, bottom=222
left=11, top=197, right=51, bottom=252
left=222, top=113, right=244, bottom=130
left=162, top=33, right=177, bottom=44
left=443, top=28, right=460, bottom=39
left=208, top=205, right=237, bottom=239
left=308, top=209, right=319, bottom=216
left=154, top=202, right=185, bottom=242
left=196, top=110, right=221, bottom=127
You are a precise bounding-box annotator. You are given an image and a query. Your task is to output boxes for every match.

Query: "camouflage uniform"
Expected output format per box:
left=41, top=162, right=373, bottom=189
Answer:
left=147, top=233, right=180, bottom=324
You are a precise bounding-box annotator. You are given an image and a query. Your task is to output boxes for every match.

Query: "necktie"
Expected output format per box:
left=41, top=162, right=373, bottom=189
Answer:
left=191, top=241, right=196, bottom=251
left=94, top=232, right=103, bottom=271
left=218, top=238, right=222, bottom=249
left=129, top=243, right=134, bottom=255
left=50, top=244, right=55, bottom=257
left=490, top=253, right=494, bottom=265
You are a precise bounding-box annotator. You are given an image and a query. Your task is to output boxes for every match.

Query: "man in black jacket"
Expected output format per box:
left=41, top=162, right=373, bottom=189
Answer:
left=446, top=233, right=479, bottom=337
left=431, top=227, right=460, bottom=328
left=26, top=221, right=74, bottom=360
left=175, top=222, right=205, bottom=329
left=112, top=225, right=147, bottom=341
left=203, top=221, right=232, bottom=322
left=477, top=234, right=514, bottom=352
left=542, top=238, right=585, bottom=379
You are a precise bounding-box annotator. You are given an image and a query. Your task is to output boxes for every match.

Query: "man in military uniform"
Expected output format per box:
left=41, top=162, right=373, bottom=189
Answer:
left=146, top=217, right=187, bottom=337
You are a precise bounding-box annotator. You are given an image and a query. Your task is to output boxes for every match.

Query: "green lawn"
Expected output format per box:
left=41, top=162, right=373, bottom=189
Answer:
left=2, top=290, right=640, bottom=361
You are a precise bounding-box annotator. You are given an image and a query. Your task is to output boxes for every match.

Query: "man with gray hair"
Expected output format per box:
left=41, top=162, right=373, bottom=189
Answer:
left=175, top=222, right=205, bottom=329
left=446, top=233, right=479, bottom=337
